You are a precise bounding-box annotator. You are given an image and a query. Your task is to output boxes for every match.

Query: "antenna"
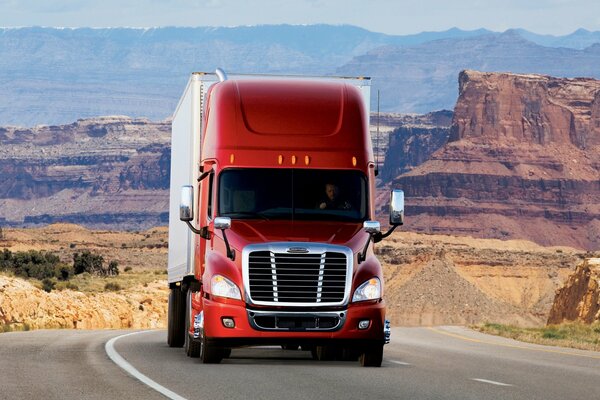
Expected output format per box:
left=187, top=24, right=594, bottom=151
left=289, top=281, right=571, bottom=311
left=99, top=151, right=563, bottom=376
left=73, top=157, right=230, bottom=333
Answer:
left=375, top=89, right=380, bottom=177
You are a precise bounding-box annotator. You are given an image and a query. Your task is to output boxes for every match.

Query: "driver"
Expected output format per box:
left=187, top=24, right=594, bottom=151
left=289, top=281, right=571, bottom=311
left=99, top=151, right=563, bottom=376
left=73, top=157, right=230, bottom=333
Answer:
left=318, top=183, right=351, bottom=210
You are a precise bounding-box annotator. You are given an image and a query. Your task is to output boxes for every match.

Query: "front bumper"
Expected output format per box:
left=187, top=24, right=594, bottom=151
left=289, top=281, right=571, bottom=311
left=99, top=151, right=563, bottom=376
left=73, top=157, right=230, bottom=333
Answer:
left=201, top=297, right=386, bottom=347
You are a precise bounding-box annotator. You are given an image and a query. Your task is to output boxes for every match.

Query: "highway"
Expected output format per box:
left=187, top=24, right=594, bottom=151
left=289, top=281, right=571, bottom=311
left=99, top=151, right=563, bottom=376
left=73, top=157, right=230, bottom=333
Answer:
left=0, top=327, right=599, bottom=400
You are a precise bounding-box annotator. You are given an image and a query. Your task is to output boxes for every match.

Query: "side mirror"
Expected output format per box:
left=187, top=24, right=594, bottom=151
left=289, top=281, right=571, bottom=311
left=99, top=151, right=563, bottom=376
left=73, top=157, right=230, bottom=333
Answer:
left=389, top=189, right=404, bottom=226
left=214, top=217, right=231, bottom=230
left=363, top=220, right=381, bottom=234
left=180, top=185, right=194, bottom=222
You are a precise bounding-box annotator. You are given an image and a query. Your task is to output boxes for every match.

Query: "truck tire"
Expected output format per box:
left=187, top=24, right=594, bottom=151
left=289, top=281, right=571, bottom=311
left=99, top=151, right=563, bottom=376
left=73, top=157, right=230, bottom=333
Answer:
left=360, top=344, right=384, bottom=367
left=184, top=290, right=200, bottom=358
left=340, top=348, right=360, bottom=361
left=167, top=286, right=185, bottom=347
left=200, top=335, right=224, bottom=364
left=222, top=348, right=232, bottom=358
left=315, top=345, right=337, bottom=361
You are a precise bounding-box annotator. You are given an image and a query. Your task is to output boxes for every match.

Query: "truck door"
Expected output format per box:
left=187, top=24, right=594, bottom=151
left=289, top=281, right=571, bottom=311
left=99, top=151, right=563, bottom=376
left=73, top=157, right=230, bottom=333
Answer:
left=195, top=161, right=215, bottom=279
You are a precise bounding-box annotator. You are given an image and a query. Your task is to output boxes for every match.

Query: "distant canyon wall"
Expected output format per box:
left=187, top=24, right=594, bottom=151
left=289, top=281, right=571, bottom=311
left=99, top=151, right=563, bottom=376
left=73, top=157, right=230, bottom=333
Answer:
left=388, top=70, right=600, bottom=249
left=0, top=117, right=171, bottom=230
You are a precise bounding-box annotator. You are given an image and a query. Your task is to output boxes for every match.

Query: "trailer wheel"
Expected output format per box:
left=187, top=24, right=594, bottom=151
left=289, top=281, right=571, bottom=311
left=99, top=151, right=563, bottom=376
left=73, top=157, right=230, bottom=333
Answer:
left=184, top=290, right=200, bottom=357
left=167, top=286, right=185, bottom=347
left=360, top=344, right=383, bottom=367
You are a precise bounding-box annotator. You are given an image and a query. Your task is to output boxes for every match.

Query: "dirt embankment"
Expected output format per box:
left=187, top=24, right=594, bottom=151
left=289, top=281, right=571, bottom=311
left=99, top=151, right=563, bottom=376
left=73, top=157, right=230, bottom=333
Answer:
left=380, top=232, right=583, bottom=327
left=548, top=258, right=600, bottom=324
left=0, top=276, right=167, bottom=330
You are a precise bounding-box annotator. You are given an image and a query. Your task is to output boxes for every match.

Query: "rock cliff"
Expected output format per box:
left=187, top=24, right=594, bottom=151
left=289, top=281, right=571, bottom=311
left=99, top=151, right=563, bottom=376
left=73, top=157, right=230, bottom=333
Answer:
left=547, top=258, right=600, bottom=324
left=388, top=71, right=600, bottom=249
left=381, top=110, right=452, bottom=181
left=0, top=117, right=170, bottom=230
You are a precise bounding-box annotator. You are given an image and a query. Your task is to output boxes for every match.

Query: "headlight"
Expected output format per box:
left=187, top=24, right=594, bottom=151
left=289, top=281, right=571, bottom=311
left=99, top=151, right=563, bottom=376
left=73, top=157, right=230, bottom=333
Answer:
left=352, top=277, right=381, bottom=302
left=211, top=275, right=241, bottom=300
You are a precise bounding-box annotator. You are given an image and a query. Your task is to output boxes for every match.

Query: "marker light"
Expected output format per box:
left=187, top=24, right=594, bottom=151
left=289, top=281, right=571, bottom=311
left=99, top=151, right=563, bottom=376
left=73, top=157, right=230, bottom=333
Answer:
left=352, top=277, right=381, bottom=302
left=291, top=155, right=297, bottom=165
left=278, top=155, right=283, bottom=165
left=211, top=275, right=241, bottom=300
left=352, top=156, right=357, bottom=166
left=230, top=154, right=235, bottom=163
left=305, top=155, right=310, bottom=165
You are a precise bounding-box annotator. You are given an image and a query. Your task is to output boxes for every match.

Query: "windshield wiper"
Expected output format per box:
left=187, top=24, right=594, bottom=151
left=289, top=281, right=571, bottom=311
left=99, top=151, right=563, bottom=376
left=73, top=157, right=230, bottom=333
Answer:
left=221, top=211, right=270, bottom=220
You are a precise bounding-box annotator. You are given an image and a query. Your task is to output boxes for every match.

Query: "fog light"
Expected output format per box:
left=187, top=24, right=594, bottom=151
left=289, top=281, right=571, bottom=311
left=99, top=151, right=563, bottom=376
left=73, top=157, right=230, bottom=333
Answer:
left=358, top=319, right=370, bottom=330
left=222, top=317, right=235, bottom=329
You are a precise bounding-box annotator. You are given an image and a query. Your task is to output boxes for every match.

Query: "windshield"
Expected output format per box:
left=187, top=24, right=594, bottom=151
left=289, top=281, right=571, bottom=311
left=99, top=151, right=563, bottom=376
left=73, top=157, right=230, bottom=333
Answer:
left=218, top=169, right=368, bottom=222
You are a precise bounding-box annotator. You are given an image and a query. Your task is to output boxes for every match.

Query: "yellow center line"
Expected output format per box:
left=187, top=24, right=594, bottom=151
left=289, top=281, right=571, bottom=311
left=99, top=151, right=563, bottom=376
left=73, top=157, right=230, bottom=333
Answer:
left=427, top=327, right=600, bottom=360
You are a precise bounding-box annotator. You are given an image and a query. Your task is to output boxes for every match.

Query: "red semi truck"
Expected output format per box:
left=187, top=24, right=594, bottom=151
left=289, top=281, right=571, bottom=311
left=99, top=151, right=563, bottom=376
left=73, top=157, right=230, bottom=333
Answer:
left=167, top=69, right=404, bottom=367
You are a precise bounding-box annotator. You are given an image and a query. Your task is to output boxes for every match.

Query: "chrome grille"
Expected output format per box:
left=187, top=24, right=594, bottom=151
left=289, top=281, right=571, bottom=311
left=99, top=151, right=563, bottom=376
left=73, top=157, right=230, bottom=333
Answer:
left=246, top=248, right=349, bottom=305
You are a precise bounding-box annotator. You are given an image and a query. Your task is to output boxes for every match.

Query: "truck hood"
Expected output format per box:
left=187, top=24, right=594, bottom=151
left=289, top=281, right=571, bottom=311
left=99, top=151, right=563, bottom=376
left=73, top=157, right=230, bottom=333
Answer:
left=226, top=220, right=365, bottom=251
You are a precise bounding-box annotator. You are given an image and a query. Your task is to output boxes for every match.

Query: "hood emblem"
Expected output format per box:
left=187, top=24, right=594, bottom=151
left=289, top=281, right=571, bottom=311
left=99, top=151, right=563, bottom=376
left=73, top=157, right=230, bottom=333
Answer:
left=287, top=247, right=309, bottom=254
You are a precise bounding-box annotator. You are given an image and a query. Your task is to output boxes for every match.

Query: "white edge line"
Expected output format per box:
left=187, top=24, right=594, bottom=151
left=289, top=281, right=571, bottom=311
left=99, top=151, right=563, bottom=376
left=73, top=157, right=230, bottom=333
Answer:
left=105, top=330, right=188, bottom=400
left=388, top=360, right=412, bottom=366
left=472, top=378, right=514, bottom=387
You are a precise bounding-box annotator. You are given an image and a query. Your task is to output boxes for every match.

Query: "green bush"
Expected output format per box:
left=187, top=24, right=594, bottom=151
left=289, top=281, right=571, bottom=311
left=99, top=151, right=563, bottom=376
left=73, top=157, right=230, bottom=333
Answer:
left=42, top=278, right=56, bottom=293
left=0, top=249, right=68, bottom=281
left=73, top=251, right=104, bottom=275
left=542, top=328, right=566, bottom=340
left=104, top=282, right=122, bottom=291
left=107, top=260, right=119, bottom=276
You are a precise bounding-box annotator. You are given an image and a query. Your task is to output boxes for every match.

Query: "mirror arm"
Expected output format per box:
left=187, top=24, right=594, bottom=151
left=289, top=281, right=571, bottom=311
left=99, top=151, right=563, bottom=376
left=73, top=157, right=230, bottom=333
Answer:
left=221, top=229, right=235, bottom=261
left=197, top=170, right=211, bottom=182
left=358, top=234, right=373, bottom=264
left=373, top=224, right=399, bottom=244
left=185, top=221, right=204, bottom=235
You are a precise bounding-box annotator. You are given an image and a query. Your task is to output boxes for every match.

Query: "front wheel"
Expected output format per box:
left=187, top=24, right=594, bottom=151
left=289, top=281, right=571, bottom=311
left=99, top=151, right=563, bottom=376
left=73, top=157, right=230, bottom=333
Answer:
left=184, top=289, right=200, bottom=358
left=360, top=344, right=384, bottom=367
left=200, top=334, right=224, bottom=364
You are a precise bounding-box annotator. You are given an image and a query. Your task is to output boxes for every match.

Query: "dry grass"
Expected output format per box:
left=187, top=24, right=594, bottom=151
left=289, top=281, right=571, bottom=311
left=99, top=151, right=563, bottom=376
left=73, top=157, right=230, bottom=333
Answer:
left=475, top=322, right=600, bottom=352
left=0, top=268, right=166, bottom=293
left=52, top=269, right=167, bottom=292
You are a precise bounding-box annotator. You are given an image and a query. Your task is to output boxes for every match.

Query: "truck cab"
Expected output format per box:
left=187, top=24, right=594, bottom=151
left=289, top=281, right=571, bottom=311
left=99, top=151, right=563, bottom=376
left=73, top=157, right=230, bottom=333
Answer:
left=167, top=70, right=403, bottom=367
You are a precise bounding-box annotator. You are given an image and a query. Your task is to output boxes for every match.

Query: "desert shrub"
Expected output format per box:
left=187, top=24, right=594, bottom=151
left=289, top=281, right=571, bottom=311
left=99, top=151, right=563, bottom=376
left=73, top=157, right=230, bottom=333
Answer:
left=73, top=251, right=104, bottom=275
left=65, top=282, right=79, bottom=291
left=42, top=278, right=56, bottom=293
left=0, top=249, right=67, bottom=281
left=107, top=260, right=119, bottom=276
left=104, top=282, right=122, bottom=291
left=124, top=266, right=132, bottom=272
left=56, top=264, right=74, bottom=281
left=69, top=243, right=76, bottom=249
left=542, top=328, right=566, bottom=340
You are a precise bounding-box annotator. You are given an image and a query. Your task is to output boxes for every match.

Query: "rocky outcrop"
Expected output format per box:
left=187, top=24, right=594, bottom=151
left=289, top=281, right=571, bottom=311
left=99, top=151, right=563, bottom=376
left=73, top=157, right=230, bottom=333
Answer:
left=0, top=276, right=168, bottom=330
left=547, top=259, right=600, bottom=324
left=0, top=116, right=171, bottom=230
left=381, top=110, right=452, bottom=181
left=388, top=71, right=600, bottom=249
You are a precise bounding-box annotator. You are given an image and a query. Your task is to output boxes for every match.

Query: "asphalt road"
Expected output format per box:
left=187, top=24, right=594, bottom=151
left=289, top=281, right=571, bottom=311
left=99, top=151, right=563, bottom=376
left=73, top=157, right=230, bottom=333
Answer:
left=1, top=326, right=599, bottom=400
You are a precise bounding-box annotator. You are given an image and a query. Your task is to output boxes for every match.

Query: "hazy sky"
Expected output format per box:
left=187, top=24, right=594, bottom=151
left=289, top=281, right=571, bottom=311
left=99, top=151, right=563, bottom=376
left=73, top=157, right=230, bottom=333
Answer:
left=0, top=0, right=598, bottom=35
